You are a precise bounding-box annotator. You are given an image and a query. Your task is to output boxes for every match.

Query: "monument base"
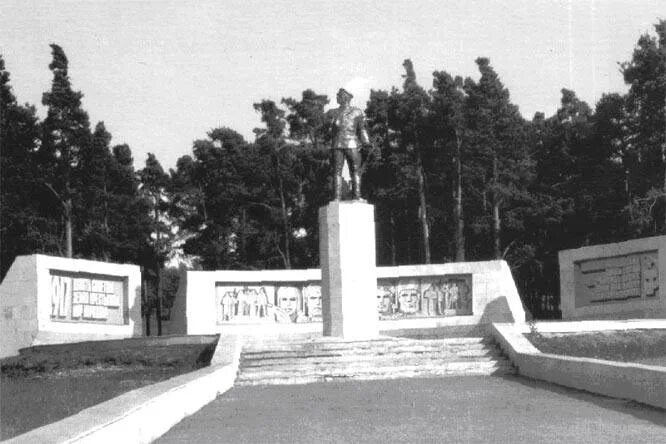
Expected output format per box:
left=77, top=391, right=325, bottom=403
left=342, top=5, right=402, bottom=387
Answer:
left=319, top=201, right=378, bottom=339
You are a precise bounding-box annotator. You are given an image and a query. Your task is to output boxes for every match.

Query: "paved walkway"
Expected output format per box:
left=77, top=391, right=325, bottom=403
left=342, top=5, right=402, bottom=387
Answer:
left=157, top=375, right=665, bottom=443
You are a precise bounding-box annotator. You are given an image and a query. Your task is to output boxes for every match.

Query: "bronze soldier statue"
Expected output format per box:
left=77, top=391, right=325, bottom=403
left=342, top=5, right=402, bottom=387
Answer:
left=327, top=88, right=371, bottom=200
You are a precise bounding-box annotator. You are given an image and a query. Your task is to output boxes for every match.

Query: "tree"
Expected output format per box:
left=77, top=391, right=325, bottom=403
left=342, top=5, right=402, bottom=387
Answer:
left=41, top=44, right=91, bottom=258
left=282, top=89, right=331, bottom=267
left=77, top=121, right=114, bottom=259
left=462, top=58, right=530, bottom=259
left=282, top=89, right=330, bottom=150
left=0, top=55, right=47, bottom=277
left=253, top=100, right=297, bottom=268
left=621, top=20, right=666, bottom=230
left=364, top=88, right=408, bottom=265
left=171, top=128, right=264, bottom=269
left=106, top=143, right=152, bottom=265
left=139, top=153, right=170, bottom=335
left=431, top=70, right=467, bottom=261
left=588, top=93, right=634, bottom=237
left=389, top=60, right=433, bottom=263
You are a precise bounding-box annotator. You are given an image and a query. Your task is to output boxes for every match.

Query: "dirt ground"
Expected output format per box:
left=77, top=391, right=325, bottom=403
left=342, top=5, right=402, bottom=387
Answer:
left=157, top=375, right=666, bottom=443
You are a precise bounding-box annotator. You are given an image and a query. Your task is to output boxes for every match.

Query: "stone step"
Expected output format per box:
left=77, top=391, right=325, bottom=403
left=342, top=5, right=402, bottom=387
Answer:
left=236, top=362, right=516, bottom=386
left=237, top=358, right=512, bottom=381
left=240, top=350, right=504, bottom=369
left=241, top=344, right=491, bottom=361
left=240, top=356, right=509, bottom=376
left=241, top=336, right=489, bottom=350
left=242, top=337, right=489, bottom=354
left=235, top=335, right=513, bottom=386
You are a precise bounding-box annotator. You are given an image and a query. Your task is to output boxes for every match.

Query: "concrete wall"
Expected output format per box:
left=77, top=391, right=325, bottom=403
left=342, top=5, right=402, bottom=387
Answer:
left=491, top=322, right=666, bottom=410
left=559, top=236, right=666, bottom=319
left=6, top=336, right=242, bottom=444
left=1, top=254, right=142, bottom=358
left=173, top=260, right=525, bottom=336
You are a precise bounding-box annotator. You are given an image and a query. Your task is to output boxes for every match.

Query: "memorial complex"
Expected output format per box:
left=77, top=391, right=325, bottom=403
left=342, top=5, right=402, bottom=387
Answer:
left=3, top=20, right=666, bottom=437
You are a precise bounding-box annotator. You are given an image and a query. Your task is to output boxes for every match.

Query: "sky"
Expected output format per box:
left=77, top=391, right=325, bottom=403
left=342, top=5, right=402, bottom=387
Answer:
left=1, top=0, right=664, bottom=170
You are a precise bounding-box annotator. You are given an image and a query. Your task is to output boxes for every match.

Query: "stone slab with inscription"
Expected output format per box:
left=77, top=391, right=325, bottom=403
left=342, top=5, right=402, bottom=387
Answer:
left=0, top=255, right=142, bottom=358
left=559, top=236, right=666, bottom=320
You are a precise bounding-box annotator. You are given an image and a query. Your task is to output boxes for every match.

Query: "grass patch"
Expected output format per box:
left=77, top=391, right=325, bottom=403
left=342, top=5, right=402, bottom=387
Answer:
left=0, top=335, right=219, bottom=440
left=1, top=367, right=187, bottom=440
left=525, top=329, right=666, bottom=365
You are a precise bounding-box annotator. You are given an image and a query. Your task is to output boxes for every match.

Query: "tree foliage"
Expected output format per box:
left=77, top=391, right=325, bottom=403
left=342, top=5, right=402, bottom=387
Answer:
left=3, top=22, right=666, bottom=320
left=2, top=47, right=151, bottom=279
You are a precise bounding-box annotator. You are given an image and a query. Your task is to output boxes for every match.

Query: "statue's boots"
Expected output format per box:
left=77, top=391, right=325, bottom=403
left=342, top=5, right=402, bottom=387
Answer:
left=334, top=174, right=344, bottom=200
left=352, top=173, right=362, bottom=200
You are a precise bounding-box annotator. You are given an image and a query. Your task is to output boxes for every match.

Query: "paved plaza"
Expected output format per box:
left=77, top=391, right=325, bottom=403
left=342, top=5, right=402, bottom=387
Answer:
left=157, top=375, right=665, bottom=443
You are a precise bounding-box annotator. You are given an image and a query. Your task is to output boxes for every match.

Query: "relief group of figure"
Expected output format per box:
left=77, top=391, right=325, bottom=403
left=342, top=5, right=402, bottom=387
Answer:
left=216, top=278, right=472, bottom=324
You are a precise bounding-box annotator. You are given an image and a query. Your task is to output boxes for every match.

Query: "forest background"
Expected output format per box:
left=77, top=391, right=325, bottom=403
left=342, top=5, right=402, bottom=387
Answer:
left=1, top=21, right=665, bottom=330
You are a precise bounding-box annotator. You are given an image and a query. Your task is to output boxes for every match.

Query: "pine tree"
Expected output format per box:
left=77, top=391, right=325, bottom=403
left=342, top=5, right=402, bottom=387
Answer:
left=282, top=89, right=331, bottom=267
left=364, top=88, right=404, bottom=265
left=0, top=55, right=47, bottom=277
left=431, top=70, right=467, bottom=261
left=386, top=60, right=434, bottom=264
left=139, top=153, right=170, bottom=335
left=253, top=100, right=296, bottom=268
left=77, top=121, right=114, bottom=258
left=621, top=20, right=666, bottom=231
left=41, top=44, right=91, bottom=258
left=462, top=58, right=530, bottom=259
left=107, top=143, right=152, bottom=264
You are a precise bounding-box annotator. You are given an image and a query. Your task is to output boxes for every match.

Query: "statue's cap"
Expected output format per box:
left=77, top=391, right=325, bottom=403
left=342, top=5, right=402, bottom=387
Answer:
left=337, top=88, right=353, bottom=99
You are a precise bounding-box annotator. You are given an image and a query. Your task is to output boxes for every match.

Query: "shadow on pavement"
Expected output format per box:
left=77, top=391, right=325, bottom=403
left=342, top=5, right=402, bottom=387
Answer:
left=500, top=373, right=666, bottom=427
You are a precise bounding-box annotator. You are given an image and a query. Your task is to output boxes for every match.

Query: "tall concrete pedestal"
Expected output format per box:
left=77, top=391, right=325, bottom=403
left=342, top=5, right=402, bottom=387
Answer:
left=319, top=201, right=378, bottom=338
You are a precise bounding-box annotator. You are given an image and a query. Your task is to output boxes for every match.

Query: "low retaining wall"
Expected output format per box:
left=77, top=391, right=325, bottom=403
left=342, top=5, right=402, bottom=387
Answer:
left=170, top=260, right=526, bottom=337
left=6, top=335, right=242, bottom=444
left=491, top=322, right=666, bottom=410
left=1, top=255, right=142, bottom=358
left=559, top=236, right=666, bottom=320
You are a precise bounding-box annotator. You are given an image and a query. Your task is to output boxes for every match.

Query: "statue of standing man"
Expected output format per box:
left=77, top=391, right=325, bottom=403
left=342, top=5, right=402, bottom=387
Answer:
left=327, top=88, right=371, bottom=201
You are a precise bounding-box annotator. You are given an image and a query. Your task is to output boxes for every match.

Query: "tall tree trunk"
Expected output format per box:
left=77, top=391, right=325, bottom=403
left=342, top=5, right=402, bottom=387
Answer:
left=492, top=154, right=501, bottom=259
left=199, top=185, right=208, bottom=221
left=154, top=201, right=162, bottom=336
left=240, top=208, right=247, bottom=264
left=493, top=201, right=501, bottom=259
left=625, top=167, right=633, bottom=221
left=390, top=212, right=397, bottom=266
left=454, top=133, right=465, bottom=261
left=406, top=229, right=413, bottom=264
left=416, top=152, right=431, bottom=264
left=65, top=197, right=73, bottom=258
left=663, top=86, right=666, bottom=232
left=155, top=267, right=162, bottom=336
left=277, top=174, right=292, bottom=269
left=142, top=270, right=151, bottom=336
left=103, top=183, right=109, bottom=232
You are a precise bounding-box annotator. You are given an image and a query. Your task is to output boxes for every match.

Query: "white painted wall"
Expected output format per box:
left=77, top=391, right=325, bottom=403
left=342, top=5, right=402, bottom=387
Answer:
left=173, top=260, right=525, bottom=336
left=492, top=322, right=666, bottom=410
left=559, top=236, right=666, bottom=319
left=0, top=254, right=142, bottom=357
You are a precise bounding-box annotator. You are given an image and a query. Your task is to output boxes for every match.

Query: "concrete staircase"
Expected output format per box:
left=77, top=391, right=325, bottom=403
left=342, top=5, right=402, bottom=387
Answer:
left=235, top=336, right=515, bottom=386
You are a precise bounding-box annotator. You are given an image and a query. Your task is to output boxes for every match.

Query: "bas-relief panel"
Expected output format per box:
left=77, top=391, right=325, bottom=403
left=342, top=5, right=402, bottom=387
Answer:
left=377, top=276, right=473, bottom=319
left=575, top=251, right=659, bottom=307
left=215, top=275, right=473, bottom=324
left=215, top=282, right=322, bottom=324
left=50, top=272, right=126, bottom=324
